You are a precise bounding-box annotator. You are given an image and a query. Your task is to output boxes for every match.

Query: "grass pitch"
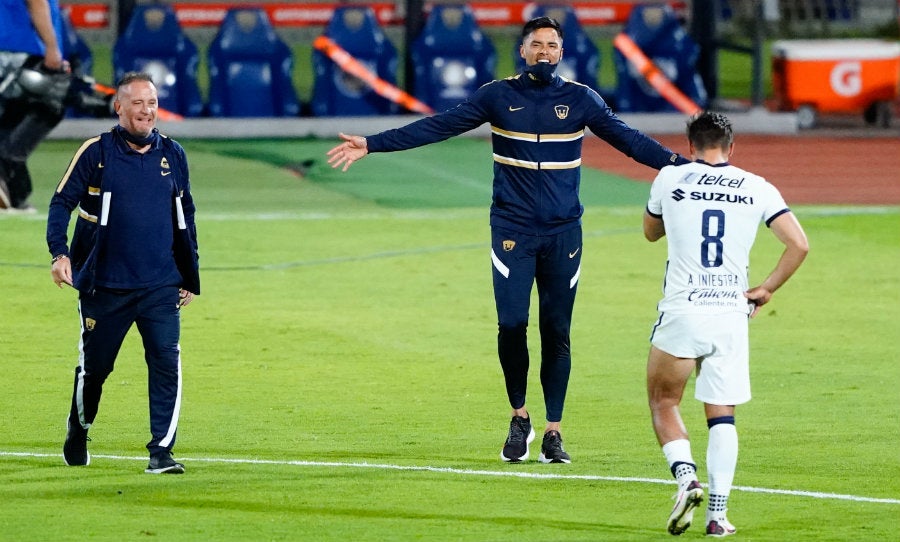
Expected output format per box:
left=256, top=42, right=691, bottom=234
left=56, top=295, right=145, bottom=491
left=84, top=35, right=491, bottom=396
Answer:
left=1, top=137, right=898, bottom=540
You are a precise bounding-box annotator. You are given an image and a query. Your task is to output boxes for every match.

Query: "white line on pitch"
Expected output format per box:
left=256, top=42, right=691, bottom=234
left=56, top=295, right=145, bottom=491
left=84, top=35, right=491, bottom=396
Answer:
left=3, top=450, right=898, bottom=505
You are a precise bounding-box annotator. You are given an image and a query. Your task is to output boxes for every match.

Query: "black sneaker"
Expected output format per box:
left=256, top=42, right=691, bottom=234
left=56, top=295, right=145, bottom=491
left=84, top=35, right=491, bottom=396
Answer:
left=538, top=430, right=571, bottom=464
left=500, top=415, right=535, bottom=462
left=63, top=418, right=90, bottom=466
left=145, top=451, right=185, bottom=474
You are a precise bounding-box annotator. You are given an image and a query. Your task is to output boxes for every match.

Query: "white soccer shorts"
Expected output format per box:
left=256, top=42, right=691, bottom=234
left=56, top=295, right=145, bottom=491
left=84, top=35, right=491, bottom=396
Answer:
left=650, top=312, right=752, bottom=405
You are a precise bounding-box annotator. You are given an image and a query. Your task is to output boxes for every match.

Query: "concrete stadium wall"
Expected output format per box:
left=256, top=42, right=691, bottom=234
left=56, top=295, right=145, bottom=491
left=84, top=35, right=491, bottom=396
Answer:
left=48, top=108, right=798, bottom=140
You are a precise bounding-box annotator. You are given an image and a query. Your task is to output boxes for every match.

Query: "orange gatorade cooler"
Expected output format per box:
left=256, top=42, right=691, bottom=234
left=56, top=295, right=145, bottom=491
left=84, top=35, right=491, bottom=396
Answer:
left=771, top=39, right=900, bottom=128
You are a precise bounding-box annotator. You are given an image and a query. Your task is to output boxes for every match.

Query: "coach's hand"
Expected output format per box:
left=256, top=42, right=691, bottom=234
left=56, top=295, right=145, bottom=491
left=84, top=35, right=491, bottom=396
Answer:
left=179, top=289, right=195, bottom=307
left=51, top=255, right=73, bottom=288
left=327, top=133, right=368, bottom=172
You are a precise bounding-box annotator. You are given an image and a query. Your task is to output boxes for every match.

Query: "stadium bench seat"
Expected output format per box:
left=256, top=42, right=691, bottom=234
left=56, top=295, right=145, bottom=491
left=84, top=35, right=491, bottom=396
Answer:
left=311, top=6, right=399, bottom=116
left=410, top=4, right=496, bottom=113
left=613, top=4, right=707, bottom=112
left=207, top=8, right=301, bottom=118
left=112, top=5, right=204, bottom=117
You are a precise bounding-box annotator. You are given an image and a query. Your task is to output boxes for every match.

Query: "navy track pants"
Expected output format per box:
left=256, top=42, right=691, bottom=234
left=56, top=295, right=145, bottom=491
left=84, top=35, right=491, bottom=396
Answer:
left=68, top=285, right=183, bottom=454
left=491, top=226, right=582, bottom=423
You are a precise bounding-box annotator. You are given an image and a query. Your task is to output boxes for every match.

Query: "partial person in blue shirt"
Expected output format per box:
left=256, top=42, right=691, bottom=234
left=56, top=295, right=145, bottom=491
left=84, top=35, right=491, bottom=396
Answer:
left=328, top=16, right=689, bottom=465
left=47, top=72, right=200, bottom=474
left=0, top=0, right=70, bottom=212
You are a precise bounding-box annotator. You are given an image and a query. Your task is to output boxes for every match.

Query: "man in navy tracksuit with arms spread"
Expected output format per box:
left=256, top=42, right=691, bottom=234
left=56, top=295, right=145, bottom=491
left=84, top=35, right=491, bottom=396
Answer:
left=328, top=17, right=686, bottom=463
left=47, top=72, right=199, bottom=474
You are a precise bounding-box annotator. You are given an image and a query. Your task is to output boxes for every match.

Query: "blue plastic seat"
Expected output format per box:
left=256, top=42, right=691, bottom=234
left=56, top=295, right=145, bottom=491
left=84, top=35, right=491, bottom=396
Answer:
left=112, top=5, right=204, bottom=117
left=410, top=4, right=495, bottom=112
left=311, top=6, right=399, bottom=116
left=513, top=4, right=600, bottom=92
left=613, top=4, right=707, bottom=112
left=207, top=8, right=300, bottom=117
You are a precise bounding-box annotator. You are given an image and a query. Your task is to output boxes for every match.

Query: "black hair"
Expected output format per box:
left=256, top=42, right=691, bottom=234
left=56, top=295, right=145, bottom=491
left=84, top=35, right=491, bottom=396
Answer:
left=521, top=16, right=563, bottom=41
left=687, top=111, right=734, bottom=151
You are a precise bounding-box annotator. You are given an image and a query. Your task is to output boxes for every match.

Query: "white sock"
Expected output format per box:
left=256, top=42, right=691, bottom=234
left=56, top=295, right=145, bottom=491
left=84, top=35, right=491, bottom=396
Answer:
left=707, top=422, right=738, bottom=520
left=662, top=439, right=697, bottom=483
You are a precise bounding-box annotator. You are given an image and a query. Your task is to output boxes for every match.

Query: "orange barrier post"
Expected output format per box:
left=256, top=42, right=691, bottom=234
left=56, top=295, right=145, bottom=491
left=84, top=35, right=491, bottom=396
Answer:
left=613, top=33, right=702, bottom=116
left=313, top=35, right=434, bottom=115
left=93, top=81, right=185, bottom=122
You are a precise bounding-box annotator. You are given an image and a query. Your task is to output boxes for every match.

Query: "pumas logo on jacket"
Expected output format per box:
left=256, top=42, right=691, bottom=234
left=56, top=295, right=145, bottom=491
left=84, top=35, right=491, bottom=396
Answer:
left=554, top=105, right=569, bottom=119
left=160, top=157, right=171, bottom=176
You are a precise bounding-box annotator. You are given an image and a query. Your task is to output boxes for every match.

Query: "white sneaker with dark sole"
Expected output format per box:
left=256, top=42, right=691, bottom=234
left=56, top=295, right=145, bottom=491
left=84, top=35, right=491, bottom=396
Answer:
left=706, top=517, right=737, bottom=537
left=667, top=479, right=704, bottom=535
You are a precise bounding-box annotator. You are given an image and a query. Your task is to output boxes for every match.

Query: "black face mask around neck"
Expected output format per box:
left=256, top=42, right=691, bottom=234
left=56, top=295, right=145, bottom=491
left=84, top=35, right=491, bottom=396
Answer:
left=116, top=125, right=157, bottom=147
left=524, top=61, right=558, bottom=84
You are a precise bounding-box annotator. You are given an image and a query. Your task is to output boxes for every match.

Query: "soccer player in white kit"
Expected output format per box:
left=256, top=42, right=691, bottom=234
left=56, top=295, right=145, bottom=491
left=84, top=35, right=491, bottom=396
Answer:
left=643, top=112, right=809, bottom=536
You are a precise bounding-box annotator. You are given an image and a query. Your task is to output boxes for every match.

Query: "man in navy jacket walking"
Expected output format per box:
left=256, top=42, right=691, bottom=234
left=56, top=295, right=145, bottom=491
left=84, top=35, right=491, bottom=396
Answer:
left=328, top=17, right=686, bottom=463
left=47, top=72, right=199, bottom=474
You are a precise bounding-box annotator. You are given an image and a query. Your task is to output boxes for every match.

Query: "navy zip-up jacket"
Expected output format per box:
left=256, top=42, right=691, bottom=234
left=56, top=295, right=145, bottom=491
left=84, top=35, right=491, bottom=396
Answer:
left=46, top=127, right=200, bottom=294
left=367, top=73, right=686, bottom=235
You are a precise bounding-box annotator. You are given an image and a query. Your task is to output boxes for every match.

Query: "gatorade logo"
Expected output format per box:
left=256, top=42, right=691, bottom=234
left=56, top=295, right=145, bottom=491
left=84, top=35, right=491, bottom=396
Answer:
left=830, top=61, right=862, bottom=97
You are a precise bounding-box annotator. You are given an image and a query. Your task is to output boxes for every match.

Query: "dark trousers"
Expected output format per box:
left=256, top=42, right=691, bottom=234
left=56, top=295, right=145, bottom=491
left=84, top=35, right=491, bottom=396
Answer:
left=491, top=226, right=582, bottom=423
left=69, top=285, right=183, bottom=454
left=0, top=95, right=65, bottom=207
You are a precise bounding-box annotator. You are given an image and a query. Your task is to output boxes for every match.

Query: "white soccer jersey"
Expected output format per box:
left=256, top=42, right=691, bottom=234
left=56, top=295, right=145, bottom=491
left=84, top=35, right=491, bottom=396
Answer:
left=646, top=161, right=790, bottom=315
